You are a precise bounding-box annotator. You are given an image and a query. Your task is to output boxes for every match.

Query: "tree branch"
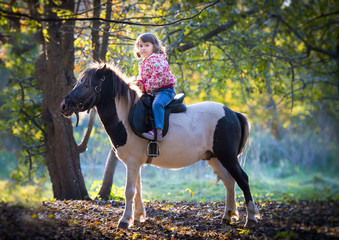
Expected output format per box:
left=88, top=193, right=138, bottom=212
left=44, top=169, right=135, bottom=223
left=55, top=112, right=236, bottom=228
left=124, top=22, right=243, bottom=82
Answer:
left=298, top=11, right=339, bottom=29
left=0, top=1, right=219, bottom=26
left=169, top=7, right=258, bottom=54
left=272, top=14, right=339, bottom=59
left=176, top=20, right=237, bottom=53
left=77, top=108, right=96, bottom=153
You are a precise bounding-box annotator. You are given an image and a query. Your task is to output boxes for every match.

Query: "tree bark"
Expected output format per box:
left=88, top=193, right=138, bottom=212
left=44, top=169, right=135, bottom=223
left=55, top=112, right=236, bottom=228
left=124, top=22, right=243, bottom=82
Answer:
left=35, top=1, right=89, bottom=200
left=99, top=0, right=112, bottom=61
left=97, top=149, right=118, bottom=200
left=92, top=0, right=101, bottom=62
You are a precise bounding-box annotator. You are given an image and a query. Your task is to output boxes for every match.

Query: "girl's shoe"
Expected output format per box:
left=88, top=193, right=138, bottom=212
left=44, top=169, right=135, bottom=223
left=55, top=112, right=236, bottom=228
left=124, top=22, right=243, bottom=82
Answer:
left=156, top=132, right=163, bottom=142
left=141, top=130, right=163, bottom=142
left=142, top=130, right=155, bottom=140
left=156, top=129, right=163, bottom=142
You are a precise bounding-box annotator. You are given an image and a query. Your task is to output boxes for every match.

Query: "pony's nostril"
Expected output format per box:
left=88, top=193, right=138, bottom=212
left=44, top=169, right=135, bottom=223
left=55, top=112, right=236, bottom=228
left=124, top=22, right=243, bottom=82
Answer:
left=60, top=100, right=66, bottom=112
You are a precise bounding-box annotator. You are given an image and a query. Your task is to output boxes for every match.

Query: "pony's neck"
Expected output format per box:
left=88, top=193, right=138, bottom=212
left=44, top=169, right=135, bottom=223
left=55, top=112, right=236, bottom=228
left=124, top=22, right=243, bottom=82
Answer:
left=95, top=68, right=140, bottom=148
left=110, top=69, right=140, bottom=130
left=96, top=94, right=128, bottom=149
left=115, top=92, right=139, bottom=129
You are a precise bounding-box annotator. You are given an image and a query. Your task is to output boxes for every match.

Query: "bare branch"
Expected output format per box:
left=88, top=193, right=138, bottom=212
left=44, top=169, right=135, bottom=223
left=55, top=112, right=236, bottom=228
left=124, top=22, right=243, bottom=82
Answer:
left=0, top=1, right=219, bottom=27
left=77, top=109, right=96, bottom=153
left=298, top=11, right=339, bottom=29
left=169, top=7, right=258, bottom=54
left=272, top=14, right=339, bottom=59
left=311, top=20, right=339, bottom=31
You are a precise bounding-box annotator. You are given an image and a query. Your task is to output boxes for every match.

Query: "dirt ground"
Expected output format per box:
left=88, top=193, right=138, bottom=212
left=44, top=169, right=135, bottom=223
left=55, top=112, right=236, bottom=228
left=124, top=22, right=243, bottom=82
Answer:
left=0, top=199, right=338, bottom=239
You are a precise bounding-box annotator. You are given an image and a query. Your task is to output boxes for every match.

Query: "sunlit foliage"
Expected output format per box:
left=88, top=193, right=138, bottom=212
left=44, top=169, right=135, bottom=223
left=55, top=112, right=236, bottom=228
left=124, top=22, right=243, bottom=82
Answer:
left=0, top=32, right=45, bottom=182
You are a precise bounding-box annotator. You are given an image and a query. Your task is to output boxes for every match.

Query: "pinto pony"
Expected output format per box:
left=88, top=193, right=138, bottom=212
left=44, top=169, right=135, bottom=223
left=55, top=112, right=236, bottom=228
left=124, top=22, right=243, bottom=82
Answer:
left=60, top=63, right=260, bottom=229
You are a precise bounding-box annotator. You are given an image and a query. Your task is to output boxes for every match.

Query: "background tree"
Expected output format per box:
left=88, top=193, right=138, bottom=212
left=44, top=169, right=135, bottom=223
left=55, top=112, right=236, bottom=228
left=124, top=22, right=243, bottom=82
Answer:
left=34, top=0, right=89, bottom=200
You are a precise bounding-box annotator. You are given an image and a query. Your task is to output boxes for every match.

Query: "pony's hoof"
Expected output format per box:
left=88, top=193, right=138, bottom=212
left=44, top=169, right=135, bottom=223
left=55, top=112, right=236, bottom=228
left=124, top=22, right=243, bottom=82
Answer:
left=221, top=216, right=238, bottom=225
left=117, top=221, right=129, bottom=229
left=221, top=218, right=230, bottom=225
left=222, top=210, right=239, bottom=224
left=244, top=218, right=257, bottom=227
left=134, top=215, right=146, bottom=223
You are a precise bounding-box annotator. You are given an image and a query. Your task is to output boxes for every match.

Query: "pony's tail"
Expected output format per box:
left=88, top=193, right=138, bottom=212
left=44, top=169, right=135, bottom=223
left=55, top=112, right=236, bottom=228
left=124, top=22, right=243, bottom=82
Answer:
left=236, top=112, right=251, bottom=156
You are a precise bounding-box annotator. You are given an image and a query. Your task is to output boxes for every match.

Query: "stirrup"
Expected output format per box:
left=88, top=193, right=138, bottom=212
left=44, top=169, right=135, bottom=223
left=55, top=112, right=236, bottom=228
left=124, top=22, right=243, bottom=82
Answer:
left=147, top=141, right=160, bottom=157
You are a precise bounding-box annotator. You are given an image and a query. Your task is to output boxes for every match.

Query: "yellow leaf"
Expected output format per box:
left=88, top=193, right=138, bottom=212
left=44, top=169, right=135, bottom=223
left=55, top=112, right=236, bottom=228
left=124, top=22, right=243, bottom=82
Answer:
left=186, top=188, right=194, bottom=197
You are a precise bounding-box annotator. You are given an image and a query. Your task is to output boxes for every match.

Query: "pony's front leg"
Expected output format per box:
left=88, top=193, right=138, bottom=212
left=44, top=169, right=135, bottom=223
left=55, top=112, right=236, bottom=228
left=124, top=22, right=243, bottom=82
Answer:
left=134, top=173, right=146, bottom=223
left=117, top=162, right=141, bottom=229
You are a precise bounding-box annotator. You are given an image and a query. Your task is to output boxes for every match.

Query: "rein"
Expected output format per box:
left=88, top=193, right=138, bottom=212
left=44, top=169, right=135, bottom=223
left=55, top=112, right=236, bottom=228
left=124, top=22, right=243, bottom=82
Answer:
left=70, top=75, right=106, bottom=127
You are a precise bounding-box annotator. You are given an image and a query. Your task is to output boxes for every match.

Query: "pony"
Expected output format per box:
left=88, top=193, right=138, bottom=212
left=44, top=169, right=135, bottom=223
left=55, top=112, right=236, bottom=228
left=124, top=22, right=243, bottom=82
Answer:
left=60, top=62, right=260, bottom=229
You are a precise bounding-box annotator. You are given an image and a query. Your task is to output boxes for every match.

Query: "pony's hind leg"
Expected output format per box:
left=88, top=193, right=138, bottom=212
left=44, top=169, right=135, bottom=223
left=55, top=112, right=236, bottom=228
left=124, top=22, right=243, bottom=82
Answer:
left=207, top=158, right=239, bottom=223
left=213, top=109, right=259, bottom=227
left=216, top=154, right=259, bottom=226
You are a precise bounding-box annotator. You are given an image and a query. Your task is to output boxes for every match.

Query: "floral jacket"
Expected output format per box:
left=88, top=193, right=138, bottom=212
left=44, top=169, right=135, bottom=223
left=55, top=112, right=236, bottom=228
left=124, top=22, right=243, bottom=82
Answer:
left=137, top=53, right=177, bottom=94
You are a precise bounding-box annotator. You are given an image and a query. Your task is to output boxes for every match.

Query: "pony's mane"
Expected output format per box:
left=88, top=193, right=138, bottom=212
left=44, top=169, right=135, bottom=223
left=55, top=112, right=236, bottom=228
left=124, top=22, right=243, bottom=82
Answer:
left=79, top=62, right=141, bottom=104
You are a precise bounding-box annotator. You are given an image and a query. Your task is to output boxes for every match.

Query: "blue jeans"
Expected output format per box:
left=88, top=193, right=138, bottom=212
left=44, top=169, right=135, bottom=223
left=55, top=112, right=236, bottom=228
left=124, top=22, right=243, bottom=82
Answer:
left=152, top=87, right=176, bottom=130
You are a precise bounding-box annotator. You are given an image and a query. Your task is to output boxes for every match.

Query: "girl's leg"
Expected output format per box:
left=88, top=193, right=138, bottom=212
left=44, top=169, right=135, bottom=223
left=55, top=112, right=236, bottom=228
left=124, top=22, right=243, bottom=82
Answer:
left=152, top=88, right=175, bottom=131
left=142, top=88, right=175, bottom=141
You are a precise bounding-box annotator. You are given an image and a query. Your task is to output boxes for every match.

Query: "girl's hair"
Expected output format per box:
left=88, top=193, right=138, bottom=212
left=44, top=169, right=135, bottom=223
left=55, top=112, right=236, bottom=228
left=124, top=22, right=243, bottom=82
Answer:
left=134, top=33, right=166, bottom=58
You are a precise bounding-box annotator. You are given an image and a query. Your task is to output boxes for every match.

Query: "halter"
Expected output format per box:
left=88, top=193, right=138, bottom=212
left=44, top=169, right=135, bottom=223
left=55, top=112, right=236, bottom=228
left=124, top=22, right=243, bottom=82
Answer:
left=69, top=75, right=105, bottom=127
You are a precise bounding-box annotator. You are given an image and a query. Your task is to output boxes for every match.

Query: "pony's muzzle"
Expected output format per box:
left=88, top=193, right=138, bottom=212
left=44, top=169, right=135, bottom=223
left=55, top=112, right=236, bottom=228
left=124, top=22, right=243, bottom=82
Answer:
left=60, top=99, right=73, bottom=117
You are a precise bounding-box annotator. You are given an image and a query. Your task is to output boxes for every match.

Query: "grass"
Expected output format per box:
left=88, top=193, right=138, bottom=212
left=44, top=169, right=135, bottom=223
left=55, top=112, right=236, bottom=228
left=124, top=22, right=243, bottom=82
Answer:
left=86, top=161, right=339, bottom=203
left=1, top=161, right=338, bottom=207
left=0, top=179, right=53, bottom=207
left=140, top=170, right=339, bottom=203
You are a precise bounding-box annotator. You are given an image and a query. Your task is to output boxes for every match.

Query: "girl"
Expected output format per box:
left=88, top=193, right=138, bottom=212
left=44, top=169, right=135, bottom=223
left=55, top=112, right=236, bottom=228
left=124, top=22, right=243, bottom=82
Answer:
left=134, top=33, right=177, bottom=142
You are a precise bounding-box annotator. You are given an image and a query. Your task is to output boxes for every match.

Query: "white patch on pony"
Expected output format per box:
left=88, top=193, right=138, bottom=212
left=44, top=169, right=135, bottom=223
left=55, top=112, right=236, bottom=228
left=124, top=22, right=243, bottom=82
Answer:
left=115, top=96, right=131, bottom=127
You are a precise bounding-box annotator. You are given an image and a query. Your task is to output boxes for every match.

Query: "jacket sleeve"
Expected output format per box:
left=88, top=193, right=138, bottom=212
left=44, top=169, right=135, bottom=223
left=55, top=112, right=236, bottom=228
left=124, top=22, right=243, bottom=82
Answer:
left=144, top=57, right=176, bottom=93
left=136, top=64, right=144, bottom=82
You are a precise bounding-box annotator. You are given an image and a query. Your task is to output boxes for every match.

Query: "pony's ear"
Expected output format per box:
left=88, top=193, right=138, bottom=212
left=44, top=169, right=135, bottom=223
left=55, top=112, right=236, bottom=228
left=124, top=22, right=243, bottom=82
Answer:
left=102, top=64, right=106, bottom=71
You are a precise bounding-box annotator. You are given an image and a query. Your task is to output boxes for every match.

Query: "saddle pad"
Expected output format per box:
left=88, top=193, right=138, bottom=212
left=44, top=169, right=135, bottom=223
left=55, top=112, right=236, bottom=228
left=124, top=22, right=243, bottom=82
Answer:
left=128, top=93, right=186, bottom=140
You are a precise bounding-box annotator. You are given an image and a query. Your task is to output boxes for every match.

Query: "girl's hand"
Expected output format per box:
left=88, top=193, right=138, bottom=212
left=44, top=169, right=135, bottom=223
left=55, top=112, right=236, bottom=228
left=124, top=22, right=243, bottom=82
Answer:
left=136, top=81, right=144, bottom=91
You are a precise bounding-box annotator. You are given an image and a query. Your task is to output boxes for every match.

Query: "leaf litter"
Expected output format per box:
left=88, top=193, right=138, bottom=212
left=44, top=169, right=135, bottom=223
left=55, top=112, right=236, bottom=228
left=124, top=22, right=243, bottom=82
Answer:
left=0, top=199, right=338, bottom=239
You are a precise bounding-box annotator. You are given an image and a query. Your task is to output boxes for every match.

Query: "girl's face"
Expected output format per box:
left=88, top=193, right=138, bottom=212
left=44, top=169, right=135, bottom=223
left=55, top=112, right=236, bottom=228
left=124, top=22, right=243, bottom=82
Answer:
left=138, top=40, right=154, bottom=59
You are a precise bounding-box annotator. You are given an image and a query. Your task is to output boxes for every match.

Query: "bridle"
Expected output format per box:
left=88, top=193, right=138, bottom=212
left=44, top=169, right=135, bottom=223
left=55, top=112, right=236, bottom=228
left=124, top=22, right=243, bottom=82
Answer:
left=68, top=75, right=106, bottom=127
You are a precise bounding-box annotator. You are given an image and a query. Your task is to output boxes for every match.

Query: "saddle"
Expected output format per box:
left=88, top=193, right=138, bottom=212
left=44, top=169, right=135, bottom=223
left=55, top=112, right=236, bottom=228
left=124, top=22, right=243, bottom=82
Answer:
left=128, top=93, right=186, bottom=140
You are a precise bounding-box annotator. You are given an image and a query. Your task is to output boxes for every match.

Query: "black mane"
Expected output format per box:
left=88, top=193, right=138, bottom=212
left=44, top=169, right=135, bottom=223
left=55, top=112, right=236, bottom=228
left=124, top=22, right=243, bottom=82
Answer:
left=81, top=62, right=141, bottom=105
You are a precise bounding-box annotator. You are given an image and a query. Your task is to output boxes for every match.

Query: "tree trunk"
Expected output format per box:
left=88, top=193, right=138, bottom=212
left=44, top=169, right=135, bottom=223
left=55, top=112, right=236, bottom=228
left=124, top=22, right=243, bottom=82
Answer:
left=91, top=0, right=118, bottom=200
left=92, top=0, right=101, bottom=62
left=97, top=149, right=118, bottom=200
left=35, top=1, right=89, bottom=200
left=99, top=0, right=112, bottom=61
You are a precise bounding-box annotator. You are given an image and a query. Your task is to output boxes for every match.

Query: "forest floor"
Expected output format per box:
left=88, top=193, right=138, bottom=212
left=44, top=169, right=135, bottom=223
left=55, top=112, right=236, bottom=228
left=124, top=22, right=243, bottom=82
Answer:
left=0, top=199, right=338, bottom=240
